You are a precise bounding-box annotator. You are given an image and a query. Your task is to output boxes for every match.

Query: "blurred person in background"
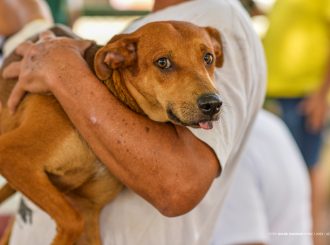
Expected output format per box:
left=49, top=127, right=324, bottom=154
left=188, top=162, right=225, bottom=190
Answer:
left=0, top=0, right=53, bottom=65
left=0, top=0, right=52, bottom=37
left=212, top=110, right=312, bottom=245
left=263, top=0, right=330, bottom=244
left=0, top=0, right=54, bottom=67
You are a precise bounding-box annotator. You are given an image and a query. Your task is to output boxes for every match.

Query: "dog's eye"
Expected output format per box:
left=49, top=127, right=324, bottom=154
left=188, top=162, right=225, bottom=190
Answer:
left=204, top=53, right=214, bottom=65
left=156, top=57, right=172, bottom=69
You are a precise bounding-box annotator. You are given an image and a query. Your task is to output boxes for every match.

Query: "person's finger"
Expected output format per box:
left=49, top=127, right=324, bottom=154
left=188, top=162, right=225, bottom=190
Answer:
left=38, top=30, right=56, bottom=41
left=7, top=83, right=26, bottom=113
left=2, top=61, right=21, bottom=79
left=15, top=41, right=34, bottom=56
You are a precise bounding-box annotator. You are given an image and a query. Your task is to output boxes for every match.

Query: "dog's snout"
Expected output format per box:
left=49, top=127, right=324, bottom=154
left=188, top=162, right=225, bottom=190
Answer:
left=197, top=94, right=222, bottom=116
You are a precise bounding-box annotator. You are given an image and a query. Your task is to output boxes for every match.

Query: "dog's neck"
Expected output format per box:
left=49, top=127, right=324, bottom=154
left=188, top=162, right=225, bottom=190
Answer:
left=85, top=44, right=144, bottom=115
left=102, top=71, right=144, bottom=115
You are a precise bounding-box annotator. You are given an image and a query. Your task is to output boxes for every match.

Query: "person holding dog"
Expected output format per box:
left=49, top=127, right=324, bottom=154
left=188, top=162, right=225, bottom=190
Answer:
left=1, top=0, right=266, bottom=244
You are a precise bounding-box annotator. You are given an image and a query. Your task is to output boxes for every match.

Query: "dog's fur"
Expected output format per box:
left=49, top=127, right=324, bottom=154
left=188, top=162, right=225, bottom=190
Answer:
left=0, top=21, right=223, bottom=245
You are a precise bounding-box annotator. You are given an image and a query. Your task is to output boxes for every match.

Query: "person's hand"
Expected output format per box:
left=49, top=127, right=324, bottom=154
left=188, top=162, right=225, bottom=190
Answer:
left=299, top=91, right=329, bottom=133
left=2, top=30, right=93, bottom=113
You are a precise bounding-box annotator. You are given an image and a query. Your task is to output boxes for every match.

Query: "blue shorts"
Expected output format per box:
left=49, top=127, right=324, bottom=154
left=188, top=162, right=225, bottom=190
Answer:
left=277, top=98, right=323, bottom=169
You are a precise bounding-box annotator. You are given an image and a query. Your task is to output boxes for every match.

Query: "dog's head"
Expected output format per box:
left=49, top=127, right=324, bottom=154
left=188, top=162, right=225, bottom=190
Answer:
left=95, top=21, right=224, bottom=129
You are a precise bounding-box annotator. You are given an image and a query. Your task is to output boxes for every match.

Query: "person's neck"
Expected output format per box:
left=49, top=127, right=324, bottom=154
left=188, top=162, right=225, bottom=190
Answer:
left=152, top=0, right=189, bottom=12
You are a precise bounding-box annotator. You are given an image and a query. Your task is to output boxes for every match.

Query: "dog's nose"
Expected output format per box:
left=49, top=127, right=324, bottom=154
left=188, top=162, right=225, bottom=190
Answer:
left=197, top=94, right=222, bottom=116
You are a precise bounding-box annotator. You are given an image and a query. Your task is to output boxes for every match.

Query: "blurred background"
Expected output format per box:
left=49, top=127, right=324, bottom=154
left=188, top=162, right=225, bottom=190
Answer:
left=0, top=0, right=329, bottom=243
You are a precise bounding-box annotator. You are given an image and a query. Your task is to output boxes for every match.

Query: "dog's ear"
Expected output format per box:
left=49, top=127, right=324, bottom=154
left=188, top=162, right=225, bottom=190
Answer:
left=204, top=27, right=224, bottom=68
left=94, top=34, right=138, bottom=80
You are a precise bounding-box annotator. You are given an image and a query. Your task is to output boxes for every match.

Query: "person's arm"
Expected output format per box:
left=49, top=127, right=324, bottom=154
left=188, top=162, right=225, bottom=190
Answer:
left=0, top=0, right=52, bottom=36
left=299, top=58, right=330, bottom=133
left=317, top=58, right=330, bottom=98
left=3, top=32, right=220, bottom=217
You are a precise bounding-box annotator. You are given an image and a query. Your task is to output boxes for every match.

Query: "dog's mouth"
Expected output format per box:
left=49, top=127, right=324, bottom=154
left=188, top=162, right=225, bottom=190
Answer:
left=167, top=108, right=218, bottom=130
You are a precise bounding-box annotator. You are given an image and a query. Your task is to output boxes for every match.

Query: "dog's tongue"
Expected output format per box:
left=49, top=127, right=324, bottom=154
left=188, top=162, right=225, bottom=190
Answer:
left=199, top=121, right=213, bottom=130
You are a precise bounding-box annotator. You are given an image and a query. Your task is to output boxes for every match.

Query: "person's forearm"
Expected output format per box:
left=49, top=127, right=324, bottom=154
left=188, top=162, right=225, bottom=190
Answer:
left=0, top=0, right=21, bottom=35
left=318, top=58, right=330, bottom=98
left=0, top=0, right=52, bottom=36
left=48, top=57, right=220, bottom=216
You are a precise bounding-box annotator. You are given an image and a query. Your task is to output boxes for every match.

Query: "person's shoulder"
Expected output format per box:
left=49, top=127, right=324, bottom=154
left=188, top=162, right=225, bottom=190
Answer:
left=126, top=0, right=254, bottom=39
left=185, top=0, right=251, bottom=27
left=184, top=0, right=244, bottom=14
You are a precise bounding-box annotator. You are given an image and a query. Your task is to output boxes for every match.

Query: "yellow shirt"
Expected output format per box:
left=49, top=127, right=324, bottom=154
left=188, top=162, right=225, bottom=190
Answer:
left=264, top=0, right=330, bottom=98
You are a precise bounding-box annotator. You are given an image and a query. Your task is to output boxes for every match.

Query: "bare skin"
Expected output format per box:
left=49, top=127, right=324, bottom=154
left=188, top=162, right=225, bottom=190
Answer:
left=2, top=1, right=220, bottom=216
left=298, top=58, right=330, bottom=133
left=0, top=0, right=52, bottom=36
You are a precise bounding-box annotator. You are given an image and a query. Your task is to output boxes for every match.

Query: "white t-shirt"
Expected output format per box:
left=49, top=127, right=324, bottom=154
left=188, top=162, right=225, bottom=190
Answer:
left=8, top=0, right=266, bottom=244
left=212, top=110, right=312, bottom=245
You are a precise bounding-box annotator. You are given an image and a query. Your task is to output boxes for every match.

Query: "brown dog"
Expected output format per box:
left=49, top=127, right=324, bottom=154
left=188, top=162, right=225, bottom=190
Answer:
left=0, top=21, right=223, bottom=245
